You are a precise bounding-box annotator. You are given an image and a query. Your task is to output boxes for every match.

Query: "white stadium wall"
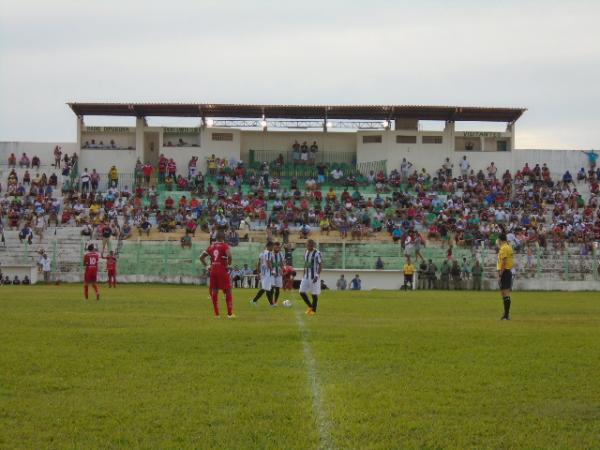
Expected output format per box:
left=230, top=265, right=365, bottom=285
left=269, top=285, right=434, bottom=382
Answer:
left=79, top=148, right=138, bottom=174
left=0, top=137, right=593, bottom=179
left=240, top=130, right=356, bottom=161
left=0, top=142, right=79, bottom=167
left=199, top=127, right=241, bottom=169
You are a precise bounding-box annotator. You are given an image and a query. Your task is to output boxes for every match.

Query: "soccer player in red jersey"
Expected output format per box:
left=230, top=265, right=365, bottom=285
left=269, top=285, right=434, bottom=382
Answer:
left=102, top=250, right=118, bottom=288
left=200, top=231, right=235, bottom=318
left=83, top=244, right=100, bottom=300
left=282, top=265, right=296, bottom=291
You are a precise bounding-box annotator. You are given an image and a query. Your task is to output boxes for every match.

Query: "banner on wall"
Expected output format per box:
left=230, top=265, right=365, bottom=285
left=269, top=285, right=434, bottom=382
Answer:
left=83, top=126, right=133, bottom=133
left=460, top=131, right=502, bottom=138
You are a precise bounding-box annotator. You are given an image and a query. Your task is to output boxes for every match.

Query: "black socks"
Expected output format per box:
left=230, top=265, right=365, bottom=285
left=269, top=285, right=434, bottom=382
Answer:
left=503, top=296, right=511, bottom=318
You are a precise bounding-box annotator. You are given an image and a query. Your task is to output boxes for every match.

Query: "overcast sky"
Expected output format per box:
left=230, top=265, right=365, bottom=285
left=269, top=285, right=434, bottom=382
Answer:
left=0, top=0, right=598, bottom=149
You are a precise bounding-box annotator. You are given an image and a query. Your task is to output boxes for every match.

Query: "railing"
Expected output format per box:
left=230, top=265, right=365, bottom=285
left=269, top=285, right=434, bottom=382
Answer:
left=249, top=149, right=356, bottom=166
left=356, top=160, right=387, bottom=176
left=68, top=172, right=136, bottom=192
left=45, top=240, right=599, bottom=283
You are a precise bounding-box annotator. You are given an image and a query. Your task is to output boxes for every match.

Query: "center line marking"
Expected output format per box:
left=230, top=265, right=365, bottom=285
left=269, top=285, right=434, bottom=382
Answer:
left=294, top=310, right=334, bottom=450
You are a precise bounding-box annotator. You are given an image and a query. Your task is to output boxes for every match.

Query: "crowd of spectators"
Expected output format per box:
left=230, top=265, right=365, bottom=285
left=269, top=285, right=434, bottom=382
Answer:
left=1, top=151, right=81, bottom=243
left=82, top=139, right=134, bottom=150
left=2, top=150, right=599, bottom=268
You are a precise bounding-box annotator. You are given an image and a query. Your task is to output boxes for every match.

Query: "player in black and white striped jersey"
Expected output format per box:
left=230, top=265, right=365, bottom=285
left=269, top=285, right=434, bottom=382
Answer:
left=270, top=241, right=285, bottom=305
left=300, top=239, right=322, bottom=315
left=251, top=241, right=275, bottom=306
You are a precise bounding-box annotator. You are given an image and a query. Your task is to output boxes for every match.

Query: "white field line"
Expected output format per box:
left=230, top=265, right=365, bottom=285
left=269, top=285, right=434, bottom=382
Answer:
left=294, top=310, right=334, bottom=450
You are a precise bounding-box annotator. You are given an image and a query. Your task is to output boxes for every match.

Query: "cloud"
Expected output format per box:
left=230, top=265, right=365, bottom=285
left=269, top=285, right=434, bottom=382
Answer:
left=0, top=0, right=599, bottom=148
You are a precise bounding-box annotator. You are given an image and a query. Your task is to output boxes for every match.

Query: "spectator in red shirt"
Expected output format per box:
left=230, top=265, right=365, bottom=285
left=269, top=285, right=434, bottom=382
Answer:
left=158, top=155, right=167, bottom=183
left=167, top=159, right=177, bottom=177
left=142, top=163, right=153, bottom=185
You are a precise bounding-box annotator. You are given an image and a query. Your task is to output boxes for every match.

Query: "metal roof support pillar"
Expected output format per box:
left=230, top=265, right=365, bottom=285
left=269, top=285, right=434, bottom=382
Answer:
left=135, top=117, right=145, bottom=164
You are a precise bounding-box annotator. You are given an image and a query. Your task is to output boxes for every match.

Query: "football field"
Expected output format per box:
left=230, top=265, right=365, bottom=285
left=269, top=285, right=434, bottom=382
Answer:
left=1, top=285, right=599, bottom=449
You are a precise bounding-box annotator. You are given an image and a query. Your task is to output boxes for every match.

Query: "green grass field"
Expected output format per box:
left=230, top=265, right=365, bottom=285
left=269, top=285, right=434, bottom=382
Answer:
left=1, top=286, right=600, bottom=449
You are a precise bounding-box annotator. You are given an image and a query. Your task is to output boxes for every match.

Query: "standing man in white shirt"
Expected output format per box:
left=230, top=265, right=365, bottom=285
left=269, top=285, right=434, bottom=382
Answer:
left=459, top=156, right=470, bottom=178
left=41, top=252, right=52, bottom=284
left=80, top=168, right=91, bottom=193
left=400, top=158, right=413, bottom=180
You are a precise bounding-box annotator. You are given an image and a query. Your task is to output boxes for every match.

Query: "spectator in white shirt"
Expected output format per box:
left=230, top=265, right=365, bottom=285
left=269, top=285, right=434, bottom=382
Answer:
left=80, top=169, right=91, bottom=193
left=41, top=253, right=52, bottom=284
left=459, top=156, right=470, bottom=177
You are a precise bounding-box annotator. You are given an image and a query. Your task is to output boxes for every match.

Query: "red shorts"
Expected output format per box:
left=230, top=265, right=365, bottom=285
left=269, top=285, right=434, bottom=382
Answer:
left=209, top=268, right=231, bottom=291
left=84, top=269, right=98, bottom=283
left=107, top=269, right=116, bottom=277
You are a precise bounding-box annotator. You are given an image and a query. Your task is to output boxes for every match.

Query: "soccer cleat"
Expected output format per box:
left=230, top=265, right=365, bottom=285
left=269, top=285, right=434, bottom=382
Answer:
left=227, top=314, right=237, bottom=319
left=250, top=300, right=258, bottom=306
left=305, top=308, right=314, bottom=315
left=307, top=309, right=316, bottom=316
left=270, top=303, right=279, bottom=308
left=214, top=315, right=221, bottom=319
left=501, top=316, right=510, bottom=321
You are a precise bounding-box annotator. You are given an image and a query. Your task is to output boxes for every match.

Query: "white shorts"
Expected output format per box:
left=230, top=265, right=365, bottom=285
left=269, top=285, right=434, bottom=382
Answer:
left=300, top=277, right=321, bottom=295
left=272, top=275, right=283, bottom=288
left=261, top=275, right=272, bottom=291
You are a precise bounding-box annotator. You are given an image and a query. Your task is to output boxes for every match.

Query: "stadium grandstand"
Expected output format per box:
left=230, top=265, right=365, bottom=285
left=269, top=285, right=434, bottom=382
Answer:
left=0, top=102, right=599, bottom=289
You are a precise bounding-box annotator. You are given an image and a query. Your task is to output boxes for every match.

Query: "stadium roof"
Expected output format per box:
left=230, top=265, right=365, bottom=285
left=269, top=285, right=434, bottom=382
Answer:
left=67, top=103, right=526, bottom=123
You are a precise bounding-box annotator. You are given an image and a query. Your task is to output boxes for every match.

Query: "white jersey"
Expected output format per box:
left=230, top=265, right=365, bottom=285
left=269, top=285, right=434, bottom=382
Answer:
left=303, top=250, right=322, bottom=280
left=271, top=251, right=284, bottom=277
left=259, top=250, right=272, bottom=277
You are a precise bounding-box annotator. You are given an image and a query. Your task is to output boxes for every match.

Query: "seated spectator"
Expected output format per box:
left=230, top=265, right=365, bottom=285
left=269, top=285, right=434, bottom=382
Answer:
left=164, top=175, right=174, bottom=190
left=350, top=274, right=362, bottom=290
left=185, top=218, right=197, bottom=236
left=230, top=266, right=243, bottom=287
left=336, top=274, right=347, bottom=290
left=80, top=223, right=92, bottom=237
left=180, top=234, right=192, bottom=248
left=19, top=153, right=30, bottom=168
left=331, top=168, right=343, bottom=184
left=3, top=275, right=11, bottom=285
left=31, top=155, right=41, bottom=169
left=19, top=225, right=33, bottom=244
left=22, top=275, right=31, bottom=285
left=138, top=217, right=151, bottom=236
left=121, top=221, right=132, bottom=239
left=8, top=153, right=17, bottom=168
left=159, top=216, right=176, bottom=232
left=13, top=276, right=21, bottom=285
left=375, top=257, right=384, bottom=270
left=299, top=223, right=311, bottom=239
left=227, top=230, right=240, bottom=247
left=319, top=217, right=330, bottom=235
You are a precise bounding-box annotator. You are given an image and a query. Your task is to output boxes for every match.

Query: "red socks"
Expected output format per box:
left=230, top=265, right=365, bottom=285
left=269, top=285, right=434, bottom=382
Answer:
left=225, top=291, right=233, bottom=316
left=211, top=290, right=220, bottom=316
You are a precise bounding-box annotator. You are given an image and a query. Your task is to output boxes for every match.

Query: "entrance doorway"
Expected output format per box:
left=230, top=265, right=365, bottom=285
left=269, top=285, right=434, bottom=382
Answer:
left=144, top=132, right=159, bottom=166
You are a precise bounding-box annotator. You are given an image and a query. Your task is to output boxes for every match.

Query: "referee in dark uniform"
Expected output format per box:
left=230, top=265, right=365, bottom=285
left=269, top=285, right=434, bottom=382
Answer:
left=497, top=233, right=514, bottom=320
